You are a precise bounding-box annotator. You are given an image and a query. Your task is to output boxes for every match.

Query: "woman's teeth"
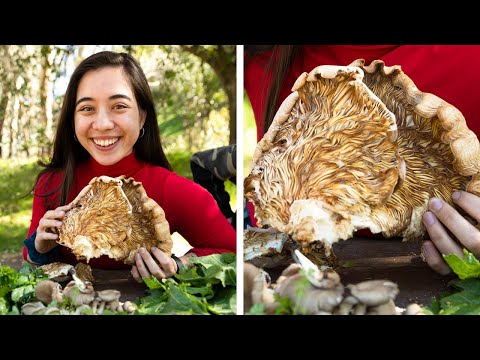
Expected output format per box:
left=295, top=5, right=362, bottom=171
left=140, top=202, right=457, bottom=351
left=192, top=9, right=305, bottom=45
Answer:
left=93, top=138, right=119, bottom=147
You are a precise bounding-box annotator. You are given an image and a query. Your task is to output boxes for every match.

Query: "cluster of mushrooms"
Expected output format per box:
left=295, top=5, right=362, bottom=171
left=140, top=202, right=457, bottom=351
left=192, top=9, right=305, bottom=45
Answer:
left=21, top=262, right=136, bottom=315
left=244, top=259, right=424, bottom=315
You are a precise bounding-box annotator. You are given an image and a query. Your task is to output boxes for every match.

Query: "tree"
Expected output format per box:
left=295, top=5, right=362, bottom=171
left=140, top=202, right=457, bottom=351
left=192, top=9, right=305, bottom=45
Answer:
left=179, top=45, right=236, bottom=145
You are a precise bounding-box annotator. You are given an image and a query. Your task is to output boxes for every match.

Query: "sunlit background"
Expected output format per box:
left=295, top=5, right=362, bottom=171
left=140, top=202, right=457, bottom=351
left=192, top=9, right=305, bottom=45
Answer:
left=0, top=45, right=236, bottom=258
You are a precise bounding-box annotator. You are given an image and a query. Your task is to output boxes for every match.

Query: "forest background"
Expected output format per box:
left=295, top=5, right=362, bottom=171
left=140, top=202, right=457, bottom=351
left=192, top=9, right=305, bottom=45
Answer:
left=0, top=44, right=236, bottom=258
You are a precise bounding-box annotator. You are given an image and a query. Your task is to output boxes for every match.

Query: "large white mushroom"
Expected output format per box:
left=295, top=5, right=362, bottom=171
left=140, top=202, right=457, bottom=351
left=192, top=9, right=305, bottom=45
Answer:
left=56, top=175, right=173, bottom=264
left=245, top=60, right=480, bottom=259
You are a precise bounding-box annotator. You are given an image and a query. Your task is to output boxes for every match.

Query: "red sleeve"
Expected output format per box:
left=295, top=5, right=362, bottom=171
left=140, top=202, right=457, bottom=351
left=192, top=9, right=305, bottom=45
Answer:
left=162, top=173, right=236, bottom=256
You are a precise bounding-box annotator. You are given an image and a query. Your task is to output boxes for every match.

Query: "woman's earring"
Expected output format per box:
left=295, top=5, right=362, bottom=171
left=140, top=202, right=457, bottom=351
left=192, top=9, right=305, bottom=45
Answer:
left=139, top=127, right=145, bottom=139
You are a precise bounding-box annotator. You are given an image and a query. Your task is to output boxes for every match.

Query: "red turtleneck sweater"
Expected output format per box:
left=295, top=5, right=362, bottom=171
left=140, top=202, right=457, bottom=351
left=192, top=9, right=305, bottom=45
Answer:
left=24, top=152, right=236, bottom=269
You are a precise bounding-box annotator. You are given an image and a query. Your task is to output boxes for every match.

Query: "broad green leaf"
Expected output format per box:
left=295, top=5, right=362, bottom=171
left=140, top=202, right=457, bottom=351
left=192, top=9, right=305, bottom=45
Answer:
left=444, top=249, right=480, bottom=279
left=11, top=284, right=34, bottom=303
left=160, top=286, right=210, bottom=315
left=0, top=298, right=8, bottom=314
left=206, top=287, right=236, bottom=314
left=246, top=303, right=265, bottom=315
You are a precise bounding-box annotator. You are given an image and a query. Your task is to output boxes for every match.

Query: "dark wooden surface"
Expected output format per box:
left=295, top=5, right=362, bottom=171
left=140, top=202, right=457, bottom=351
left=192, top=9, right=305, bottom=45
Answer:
left=91, top=269, right=148, bottom=302
left=267, top=237, right=455, bottom=309
left=334, top=237, right=454, bottom=308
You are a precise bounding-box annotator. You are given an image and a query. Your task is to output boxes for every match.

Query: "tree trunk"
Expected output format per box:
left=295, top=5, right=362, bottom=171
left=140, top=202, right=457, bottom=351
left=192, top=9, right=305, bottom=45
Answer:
left=39, top=45, right=54, bottom=157
left=0, top=93, right=9, bottom=158
left=226, top=83, right=236, bottom=145
left=9, top=96, right=20, bottom=158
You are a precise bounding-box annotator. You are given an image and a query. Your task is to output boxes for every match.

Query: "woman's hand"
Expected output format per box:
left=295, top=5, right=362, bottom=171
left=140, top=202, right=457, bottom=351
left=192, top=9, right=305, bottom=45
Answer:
left=131, top=247, right=181, bottom=283
left=35, top=204, right=72, bottom=253
left=422, top=191, right=480, bottom=275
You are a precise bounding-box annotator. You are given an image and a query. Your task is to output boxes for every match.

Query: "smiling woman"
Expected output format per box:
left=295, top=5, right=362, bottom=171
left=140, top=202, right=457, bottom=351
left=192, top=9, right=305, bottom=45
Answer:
left=74, top=67, right=146, bottom=166
left=22, top=51, right=236, bottom=283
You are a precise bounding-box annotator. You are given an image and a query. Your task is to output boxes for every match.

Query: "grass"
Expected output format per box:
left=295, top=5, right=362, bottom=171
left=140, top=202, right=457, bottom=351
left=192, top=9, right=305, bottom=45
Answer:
left=0, top=159, right=41, bottom=252
left=0, top=151, right=237, bottom=253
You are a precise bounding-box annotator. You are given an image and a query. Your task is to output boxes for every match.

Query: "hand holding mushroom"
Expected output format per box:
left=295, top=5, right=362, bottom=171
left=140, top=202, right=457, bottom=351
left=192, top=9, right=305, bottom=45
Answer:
left=131, top=247, right=182, bottom=282
left=422, top=191, right=480, bottom=275
left=34, top=204, right=73, bottom=256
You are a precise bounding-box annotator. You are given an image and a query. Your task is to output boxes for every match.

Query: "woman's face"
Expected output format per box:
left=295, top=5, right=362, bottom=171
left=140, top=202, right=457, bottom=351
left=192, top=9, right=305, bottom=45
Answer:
left=74, top=66, right=146, bottom=166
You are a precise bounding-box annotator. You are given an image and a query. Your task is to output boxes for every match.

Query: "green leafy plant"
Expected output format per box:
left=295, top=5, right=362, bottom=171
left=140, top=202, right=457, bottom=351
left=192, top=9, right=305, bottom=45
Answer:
left=424, top=250, right=480, bottom=315
left=0, top=262, right=47, bottom=314
left=136, top=253, right=236, bottom=315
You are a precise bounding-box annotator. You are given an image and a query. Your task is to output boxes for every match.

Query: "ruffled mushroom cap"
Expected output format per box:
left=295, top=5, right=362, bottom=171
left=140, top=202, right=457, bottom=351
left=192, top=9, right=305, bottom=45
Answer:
left=243, top=228, right=291, bottom=268
left=57, top=175, right=173, bottom=265
left=39, top=262, right=74, bottom=282
left=245, top=60, right=480, bottom=255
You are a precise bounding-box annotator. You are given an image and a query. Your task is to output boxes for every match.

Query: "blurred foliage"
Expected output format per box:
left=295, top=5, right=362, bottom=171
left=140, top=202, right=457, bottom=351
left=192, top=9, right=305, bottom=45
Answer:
left=0, top=45, right=234, bottom=160
left=0, top=159, right=41, bottom=251
left=244, top=92, right=256, bottom=176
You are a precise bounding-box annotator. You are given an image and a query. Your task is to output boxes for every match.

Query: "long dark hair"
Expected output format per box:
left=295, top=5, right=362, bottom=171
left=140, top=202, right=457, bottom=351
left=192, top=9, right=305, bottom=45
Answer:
left=34, top=51, right=172, bottom=207
left=245, top=45, right=300, bottom=135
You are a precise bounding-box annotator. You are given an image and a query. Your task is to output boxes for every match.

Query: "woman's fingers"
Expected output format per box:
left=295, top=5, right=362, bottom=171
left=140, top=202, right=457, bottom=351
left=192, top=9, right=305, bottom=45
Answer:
left=453, top=191, right=480, bottom=223
left=421, top=240, right=452, bottom=275
left=422, top=210, right=464, bottom=258
left=151, top=247, right=176, bottom=277
left=428, top=197, right=480, bottom=257
left=130, top=265, right=143, bottom=283
left=136, top=248, right=166, bottom=280
left=36, top=231, right=59, bottom=241
left=38, top=218, right=63, bottom=233
left=56, top=204, right=73, bottom=213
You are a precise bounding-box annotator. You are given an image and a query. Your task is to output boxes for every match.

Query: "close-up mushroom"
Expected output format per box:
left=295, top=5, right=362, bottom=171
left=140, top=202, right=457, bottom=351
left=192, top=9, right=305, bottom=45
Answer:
left=39, top=262, right=74, bottom=282
left=35, top=280, right=64, bottom=305
left=55, top=175, right=173, bottom=264
left=244, top=60, right=480, bottom=260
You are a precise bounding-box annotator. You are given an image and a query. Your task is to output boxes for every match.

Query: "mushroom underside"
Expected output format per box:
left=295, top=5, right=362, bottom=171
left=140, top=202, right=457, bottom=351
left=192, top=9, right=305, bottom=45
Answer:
left=244, top=60, right=480, bottom=256
left=57, top=176, right=173, bottom=264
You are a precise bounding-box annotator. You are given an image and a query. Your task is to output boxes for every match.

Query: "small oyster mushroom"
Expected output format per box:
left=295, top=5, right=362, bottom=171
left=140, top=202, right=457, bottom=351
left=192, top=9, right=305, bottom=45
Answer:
left=74, top=262, right=95, bottom=284
left=348, top=280, right=399, bottom=307
left=44, top=307, right=61, bottom=315
left=291, top=249, right=339, bottom=288
left=96, top=300, right=106, bottom=314
left=244, top=262, right=275, bottom=313
left=243, top=228, right=291, bottom=269
left=334, top=295, right=359, bottom=315
left=96, top=289, right=121, bottom=313
left=63, top=281, right=95, bottom=306
left=91, top=299, right=100, bottom=314
left=275, top=273, right=344, bottom=314
left=106, top=300, right=121, bottom=312
left=21, top=301, right=46, bottom=315
left=96, top=289, right=121, bottom=303
left=39, top=262, right=74, bottom=282
left=122, top=301, right=137, bottom=313
left=404, top=303, right=424, bottom=315
left=367, top=299, right=397, bottom=315
left=35, top=280, right=64, bottom=305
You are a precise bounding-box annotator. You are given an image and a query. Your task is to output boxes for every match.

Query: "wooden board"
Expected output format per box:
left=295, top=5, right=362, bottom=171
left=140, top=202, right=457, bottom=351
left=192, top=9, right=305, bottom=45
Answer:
left=91, top=269, right=147, bottom=303
left=265, top=237, right=455, bottom=309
